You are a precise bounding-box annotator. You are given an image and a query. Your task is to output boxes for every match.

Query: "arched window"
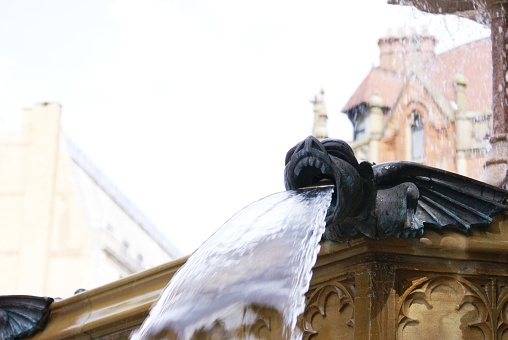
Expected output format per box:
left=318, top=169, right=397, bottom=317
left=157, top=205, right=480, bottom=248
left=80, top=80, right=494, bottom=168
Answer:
left=411, top=112, right=424, bottom=160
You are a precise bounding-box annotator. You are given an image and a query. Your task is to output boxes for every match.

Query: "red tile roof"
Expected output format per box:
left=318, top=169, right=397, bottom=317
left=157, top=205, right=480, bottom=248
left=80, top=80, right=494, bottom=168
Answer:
left=342, top=68, right=405, bottom=112
left=424, top=38, right=491, bottom=112
left=342, top=38, right=492, bottom=114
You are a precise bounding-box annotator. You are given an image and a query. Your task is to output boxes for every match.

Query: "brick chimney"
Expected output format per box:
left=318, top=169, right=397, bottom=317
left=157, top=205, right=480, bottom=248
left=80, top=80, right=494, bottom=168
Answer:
left=378, top=31, right=436, bottom=74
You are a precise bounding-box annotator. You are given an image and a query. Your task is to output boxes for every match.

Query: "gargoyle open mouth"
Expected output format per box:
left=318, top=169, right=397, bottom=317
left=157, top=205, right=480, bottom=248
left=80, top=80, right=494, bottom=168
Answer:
left=284, top=136, right=339, bottom=220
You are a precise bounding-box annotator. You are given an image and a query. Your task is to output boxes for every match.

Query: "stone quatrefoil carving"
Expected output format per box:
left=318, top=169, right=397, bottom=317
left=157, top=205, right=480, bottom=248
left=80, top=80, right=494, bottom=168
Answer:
left=396, top=273, right=508, bottom=339
left=301, top=280, right=355, bottom=340
left=300, top=274, right=508, bottom=339
left=284, top=136, right=508, bottom=241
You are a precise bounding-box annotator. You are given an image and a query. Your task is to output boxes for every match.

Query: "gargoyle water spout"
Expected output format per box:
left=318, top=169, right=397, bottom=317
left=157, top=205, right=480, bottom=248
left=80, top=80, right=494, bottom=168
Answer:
left=284, top=136, right=508, bottom=242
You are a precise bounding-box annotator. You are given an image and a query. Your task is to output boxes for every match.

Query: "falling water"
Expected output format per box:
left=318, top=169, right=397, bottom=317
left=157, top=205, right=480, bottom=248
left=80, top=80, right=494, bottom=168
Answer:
left=131, top=187, right=333, bottom=340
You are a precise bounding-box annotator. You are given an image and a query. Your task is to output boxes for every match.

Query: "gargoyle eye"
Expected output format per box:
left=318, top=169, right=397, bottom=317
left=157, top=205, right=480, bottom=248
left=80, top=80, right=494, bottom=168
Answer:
left=323, top=145, right=344, bottom=159
left=329, top=152, right=342, bottom=159
left=322, top=141, right=359, bottom=167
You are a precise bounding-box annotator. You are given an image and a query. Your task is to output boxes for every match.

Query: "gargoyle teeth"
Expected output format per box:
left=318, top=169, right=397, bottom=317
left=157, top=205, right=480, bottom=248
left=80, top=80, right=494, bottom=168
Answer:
left=315, top=159, right=322, bottom=169
left=294, top=162, right=303, bottom=176
left=293, top=156, right=332, bottom=178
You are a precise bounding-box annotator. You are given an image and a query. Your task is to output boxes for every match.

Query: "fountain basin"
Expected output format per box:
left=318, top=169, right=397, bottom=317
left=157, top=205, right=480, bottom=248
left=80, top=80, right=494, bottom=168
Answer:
left=26, top=209, right=508, bottom=339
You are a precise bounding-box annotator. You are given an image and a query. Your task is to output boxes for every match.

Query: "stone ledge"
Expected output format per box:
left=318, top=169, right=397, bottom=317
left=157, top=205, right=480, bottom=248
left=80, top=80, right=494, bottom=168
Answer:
left=28, top=256, right=187, bottom=340
left=28, top=211, right=508, bottom=339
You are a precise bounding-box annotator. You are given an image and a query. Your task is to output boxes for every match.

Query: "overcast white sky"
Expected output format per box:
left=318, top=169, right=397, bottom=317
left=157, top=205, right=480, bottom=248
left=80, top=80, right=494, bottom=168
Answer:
left=0, top=1, right=490, bottom=254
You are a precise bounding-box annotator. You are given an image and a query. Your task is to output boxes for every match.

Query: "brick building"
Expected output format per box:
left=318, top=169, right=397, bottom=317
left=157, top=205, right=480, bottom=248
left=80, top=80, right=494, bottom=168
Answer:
left=337, top=33, right=492, bottom=180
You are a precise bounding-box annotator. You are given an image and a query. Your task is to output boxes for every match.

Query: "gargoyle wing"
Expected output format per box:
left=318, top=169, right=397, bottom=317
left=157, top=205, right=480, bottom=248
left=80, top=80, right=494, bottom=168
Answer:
left=0, top=295, right=53, bottom=339
left=373, top=161, right=508, bottom=232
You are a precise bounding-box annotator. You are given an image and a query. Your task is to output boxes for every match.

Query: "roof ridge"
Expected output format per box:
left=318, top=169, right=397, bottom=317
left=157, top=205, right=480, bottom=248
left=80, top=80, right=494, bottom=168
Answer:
left=64, top=138, right=183, bottom=259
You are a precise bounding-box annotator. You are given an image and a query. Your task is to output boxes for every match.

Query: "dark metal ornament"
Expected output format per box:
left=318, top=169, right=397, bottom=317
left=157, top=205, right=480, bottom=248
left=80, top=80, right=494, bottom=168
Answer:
left=0, top=295, right=53, bottom=340
left=284, top=136, right=508, bottom=242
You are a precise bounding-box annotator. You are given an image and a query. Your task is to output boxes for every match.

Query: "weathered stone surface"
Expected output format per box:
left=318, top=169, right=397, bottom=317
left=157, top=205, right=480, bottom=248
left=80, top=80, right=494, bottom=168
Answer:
left=24, top=208, right=508, bottom=339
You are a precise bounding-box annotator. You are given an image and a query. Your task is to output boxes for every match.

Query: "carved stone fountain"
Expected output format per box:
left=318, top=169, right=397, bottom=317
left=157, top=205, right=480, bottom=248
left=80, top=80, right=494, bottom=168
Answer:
left=5, top=1, right=508, bottom=339
left=15, top=135, right=507, bottom=339
left=286, top=136, right=508, bottom=339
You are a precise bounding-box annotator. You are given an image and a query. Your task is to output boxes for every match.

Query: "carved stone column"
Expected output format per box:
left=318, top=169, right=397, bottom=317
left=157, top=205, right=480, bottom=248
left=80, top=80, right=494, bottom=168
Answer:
left=311, top=89, right=329, bottom=141
left=454, top=72, right=471, bottom=176
left=482, top=0, right=508, bottom=188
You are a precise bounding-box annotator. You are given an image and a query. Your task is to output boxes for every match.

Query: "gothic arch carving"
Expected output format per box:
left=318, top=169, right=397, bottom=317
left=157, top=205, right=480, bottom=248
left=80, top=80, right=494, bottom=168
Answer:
left=494, top=280, right=508, bottom=339
left=396, top=275, right=491, bottom=339
left=301, top=280, right=355, bottom=339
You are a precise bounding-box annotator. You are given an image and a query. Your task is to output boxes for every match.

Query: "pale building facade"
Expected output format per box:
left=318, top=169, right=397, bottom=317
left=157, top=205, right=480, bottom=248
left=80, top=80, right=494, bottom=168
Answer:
left=335, top=34, right=492, bottom=180
left=0, top=103, right=181, bottom=298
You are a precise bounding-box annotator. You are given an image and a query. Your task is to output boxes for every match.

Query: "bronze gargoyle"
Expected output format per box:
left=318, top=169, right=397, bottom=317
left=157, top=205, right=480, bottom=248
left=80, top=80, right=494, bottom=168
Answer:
left=284, top=136, right=508, bottom=242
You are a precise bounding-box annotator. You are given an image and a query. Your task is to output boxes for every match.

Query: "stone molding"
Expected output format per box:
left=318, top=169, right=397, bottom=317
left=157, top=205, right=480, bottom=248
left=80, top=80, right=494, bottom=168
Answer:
left=27, top=211, right=508, bottom=339
left=28, top=256, right=187, bottom=339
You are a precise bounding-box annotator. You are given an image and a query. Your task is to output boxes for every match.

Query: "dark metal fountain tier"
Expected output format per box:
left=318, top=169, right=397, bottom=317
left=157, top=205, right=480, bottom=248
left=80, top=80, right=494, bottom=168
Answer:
left=284, top=136, right=508, bottom=242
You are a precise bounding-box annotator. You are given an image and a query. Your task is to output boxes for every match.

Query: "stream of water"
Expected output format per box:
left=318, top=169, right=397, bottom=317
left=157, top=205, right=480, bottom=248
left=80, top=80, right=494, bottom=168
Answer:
left=131, top=186, right=333, bottom=340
